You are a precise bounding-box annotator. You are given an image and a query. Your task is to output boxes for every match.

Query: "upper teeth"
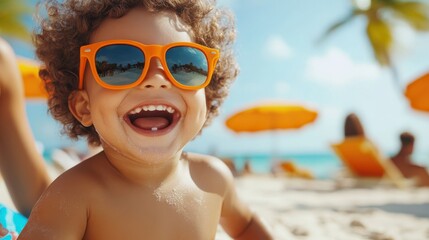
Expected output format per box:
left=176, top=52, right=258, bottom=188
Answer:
left=129, top=104, right=175, bottom=115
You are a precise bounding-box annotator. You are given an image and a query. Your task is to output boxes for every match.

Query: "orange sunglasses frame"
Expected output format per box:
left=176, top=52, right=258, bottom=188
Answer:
left=79, top=40, right=220, bottom=90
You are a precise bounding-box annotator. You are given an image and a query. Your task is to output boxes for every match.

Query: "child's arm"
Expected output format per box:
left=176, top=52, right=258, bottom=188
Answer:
left=219, top=165, right=273, bottom=239
left=223, top=214, right=274, bottom=240
left=0, top=38, right=51, bottom=217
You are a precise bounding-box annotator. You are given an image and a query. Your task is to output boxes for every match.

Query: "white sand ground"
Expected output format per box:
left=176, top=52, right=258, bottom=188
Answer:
left=2, top=173, right=429, bottom=240
left=216, top=175, right=429, bottom=240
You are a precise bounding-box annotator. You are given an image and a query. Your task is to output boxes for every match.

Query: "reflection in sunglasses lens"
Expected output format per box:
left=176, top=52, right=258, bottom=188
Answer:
left=166, top=46, right=208, bottom=87
left=95, top=44, right=145, bottom=86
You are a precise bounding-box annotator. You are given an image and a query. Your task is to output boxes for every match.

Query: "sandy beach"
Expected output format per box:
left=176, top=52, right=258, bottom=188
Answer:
left=216, top=175, right=429, bottom=240
left=2, top=173, right=429, bottom=240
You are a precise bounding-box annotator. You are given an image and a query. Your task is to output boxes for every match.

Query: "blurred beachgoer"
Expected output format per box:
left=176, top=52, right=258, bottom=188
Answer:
left=0, top=38, right=101, bottom=238
left=0, top=37, right=51, bottom=238
left=0, top=37, right=51, bottom=214
left=242, top=160, right=253, bottom=175
left=15, top=0, right=273, bottom=239
left=391, top=132, right=429, bottom=187
left=344, top=113, right=365, bottom=137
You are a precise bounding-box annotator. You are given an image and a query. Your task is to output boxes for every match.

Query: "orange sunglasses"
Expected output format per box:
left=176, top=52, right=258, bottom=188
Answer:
left=79, top=40, right=220, bottom=90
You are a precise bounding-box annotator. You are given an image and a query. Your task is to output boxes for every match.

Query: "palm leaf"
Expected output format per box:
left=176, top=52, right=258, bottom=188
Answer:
left=0, top=13, right=31, bottom=42
left=0, top=0, right=32, bottom=42
left=317, top=9, right=361, bottom=44
left=317, top=0, right=428, bottom=89
left=366, top=17, right=393, bottom=66
left=388, top=2, right=429, bottom=31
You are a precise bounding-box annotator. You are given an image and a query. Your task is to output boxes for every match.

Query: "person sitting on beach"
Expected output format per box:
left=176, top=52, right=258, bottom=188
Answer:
left=391, top=132, right=429, bottom=187
left=0, top=37, right=51, bottom=217
left=10, top=0, right=274, bottom=239
left=242, top=160, right=253, bottom=175
left=0, top=36, right=97, bottom=239
left=344, top=113, right=365, bottom=137
left=0, top=37, right=52, bottom=240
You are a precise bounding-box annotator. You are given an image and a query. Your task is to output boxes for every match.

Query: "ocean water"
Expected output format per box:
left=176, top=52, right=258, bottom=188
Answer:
left=226, top=152, right=429, bottom=179
left=227, top=153, right=343, bottom=179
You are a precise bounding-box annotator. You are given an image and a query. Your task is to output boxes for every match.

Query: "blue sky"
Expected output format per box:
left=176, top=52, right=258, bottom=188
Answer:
left=8, top=0, right=429, bottom=158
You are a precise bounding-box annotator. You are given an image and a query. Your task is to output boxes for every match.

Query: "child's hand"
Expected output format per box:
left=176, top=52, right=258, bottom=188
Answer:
left=0, top=37, right=24, bottom=100
left=0, top=224, right=18, bottom=240
left=0, top=223, right=7, bottom=237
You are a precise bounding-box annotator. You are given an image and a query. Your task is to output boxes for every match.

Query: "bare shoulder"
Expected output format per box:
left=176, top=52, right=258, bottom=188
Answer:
left=20, top=157, right=104, bottom=239
left=51, top=153, right=108, bottom=191
left=36, top=153, right=110, bottom=211
left=37, top=157, right=96, bottom=203
left=185, top=152, right=235, bottom=197
left=185, top=152, right=234, bottom=179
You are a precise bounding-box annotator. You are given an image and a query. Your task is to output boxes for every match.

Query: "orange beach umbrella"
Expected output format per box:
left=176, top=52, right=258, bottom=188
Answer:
left=404, top=72, right=429, bottom=112
left=225, top=102, right=318, bottom=162
left=17, top=57, right=47, bottom=99
left=225, top=103, right=318, bottom=133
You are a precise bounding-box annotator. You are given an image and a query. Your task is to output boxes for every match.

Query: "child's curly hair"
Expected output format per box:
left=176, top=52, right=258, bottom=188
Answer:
left=34, top=0, right=238, bottom=146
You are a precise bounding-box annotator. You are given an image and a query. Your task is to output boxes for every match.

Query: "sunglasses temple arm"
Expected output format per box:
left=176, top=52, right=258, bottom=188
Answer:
left=79, top=57, right=87, bottom=89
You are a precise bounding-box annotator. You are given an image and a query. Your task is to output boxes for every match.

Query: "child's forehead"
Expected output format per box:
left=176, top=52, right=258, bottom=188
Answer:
left=89, top=7, right=193, bottom=44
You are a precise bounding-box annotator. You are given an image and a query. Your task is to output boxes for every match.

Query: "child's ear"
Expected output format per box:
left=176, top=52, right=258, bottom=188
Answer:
left=69, top=90, right=92, bottom=127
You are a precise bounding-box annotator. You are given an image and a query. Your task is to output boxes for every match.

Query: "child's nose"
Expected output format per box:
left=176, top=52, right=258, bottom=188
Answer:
left=140, top=58, right=172, bottom=89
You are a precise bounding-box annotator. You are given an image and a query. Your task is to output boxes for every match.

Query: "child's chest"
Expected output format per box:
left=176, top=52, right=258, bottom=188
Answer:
left=82, top=184, right=223, bottom=239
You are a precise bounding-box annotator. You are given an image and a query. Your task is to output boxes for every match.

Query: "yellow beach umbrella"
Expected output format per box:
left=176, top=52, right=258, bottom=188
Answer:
left=404, top=72, right=429, bottom=112
left=225, top=103, right=318, bottom=133
left=17, top=57, right=47, bottom=99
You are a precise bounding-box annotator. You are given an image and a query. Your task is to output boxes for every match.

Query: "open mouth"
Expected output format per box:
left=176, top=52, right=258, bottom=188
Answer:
left=126, top=104, right=180, bottom=134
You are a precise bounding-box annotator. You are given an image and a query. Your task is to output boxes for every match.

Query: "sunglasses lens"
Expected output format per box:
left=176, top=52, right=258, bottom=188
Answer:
left=95, top=44, right=145, bottom=86
left=166, top=46, right=209, bottom=87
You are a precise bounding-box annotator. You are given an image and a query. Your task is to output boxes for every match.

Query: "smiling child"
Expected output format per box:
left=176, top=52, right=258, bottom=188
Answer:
left=17, top=0, right=273, bottom=239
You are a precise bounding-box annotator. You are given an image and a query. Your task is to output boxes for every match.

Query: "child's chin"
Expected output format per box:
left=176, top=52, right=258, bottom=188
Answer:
left=131, top=145, right=182, bottom=160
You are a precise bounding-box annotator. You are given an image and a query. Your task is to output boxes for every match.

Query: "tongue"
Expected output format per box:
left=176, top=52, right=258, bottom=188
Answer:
left=133, top=117, right=169, bottom=130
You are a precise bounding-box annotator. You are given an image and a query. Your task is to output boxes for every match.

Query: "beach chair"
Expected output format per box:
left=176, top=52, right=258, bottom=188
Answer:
left=331, top=136, right=408, bottom=188
left=278, top=161, right=314, bottom=179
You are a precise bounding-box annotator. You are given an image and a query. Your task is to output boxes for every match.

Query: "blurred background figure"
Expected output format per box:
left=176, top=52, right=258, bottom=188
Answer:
left=241, top=160, right=253, bottom=175
left=0, top=37, right=50, bottom=215
left=391, top=132, right=429, bottom=187
left=344, top=113, right=365, bottom=137
left=331, top=112, right=407, bottom=188
left=0, top=37, right=50, bottom=239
